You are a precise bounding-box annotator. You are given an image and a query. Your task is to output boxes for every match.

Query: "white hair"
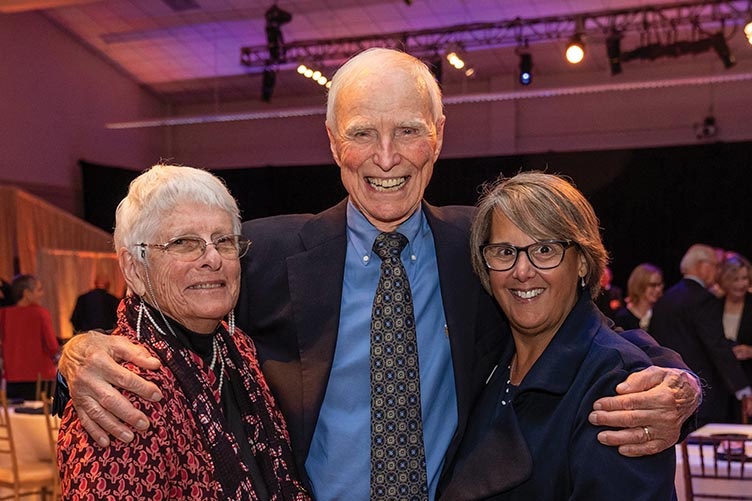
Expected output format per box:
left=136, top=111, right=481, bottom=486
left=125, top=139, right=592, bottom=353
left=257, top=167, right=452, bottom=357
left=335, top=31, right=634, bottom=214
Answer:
left=113, top=164, right=241, bottom=261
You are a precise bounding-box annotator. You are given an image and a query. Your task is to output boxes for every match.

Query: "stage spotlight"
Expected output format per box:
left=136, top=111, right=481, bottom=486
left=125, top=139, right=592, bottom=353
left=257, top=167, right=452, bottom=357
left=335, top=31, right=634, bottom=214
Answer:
left=446, top=51, right=465, bottom=69
left=261, top=67, right=276, bottom=102
left=265, top=4, right=293, bottom=64
left=710, top=32, right=735, bottom=69
left=565, top=34, right=585, bottom=64
left=518, top=53, right=532, bottom=85
left=606, top=33, right=622, bottom=75
left=745, top=17, right=752, bottom=44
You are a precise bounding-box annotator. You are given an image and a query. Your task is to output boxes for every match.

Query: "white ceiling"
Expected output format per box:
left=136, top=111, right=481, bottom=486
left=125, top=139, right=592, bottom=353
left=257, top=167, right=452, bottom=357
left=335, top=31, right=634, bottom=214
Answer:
left=6, top=0, right=750, bottom=105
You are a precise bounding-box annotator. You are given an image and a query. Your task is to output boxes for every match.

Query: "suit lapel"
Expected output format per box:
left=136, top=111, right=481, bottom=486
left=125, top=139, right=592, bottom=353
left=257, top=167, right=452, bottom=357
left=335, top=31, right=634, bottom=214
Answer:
left=286, top=200, right=348, bottom=457
left=423, top=205, right=482, bottom=429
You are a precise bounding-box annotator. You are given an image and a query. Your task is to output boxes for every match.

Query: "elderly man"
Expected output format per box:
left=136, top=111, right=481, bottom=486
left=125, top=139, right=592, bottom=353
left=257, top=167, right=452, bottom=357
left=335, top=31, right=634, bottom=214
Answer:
left=59, top=48, right=699, bottom=500
left=650, top=243, right=752, bottom=425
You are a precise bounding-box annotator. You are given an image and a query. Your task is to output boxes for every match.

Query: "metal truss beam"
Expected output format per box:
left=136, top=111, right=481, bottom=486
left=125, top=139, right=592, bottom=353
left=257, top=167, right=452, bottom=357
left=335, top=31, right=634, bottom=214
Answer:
left=240, top=0, right=749, bottom=71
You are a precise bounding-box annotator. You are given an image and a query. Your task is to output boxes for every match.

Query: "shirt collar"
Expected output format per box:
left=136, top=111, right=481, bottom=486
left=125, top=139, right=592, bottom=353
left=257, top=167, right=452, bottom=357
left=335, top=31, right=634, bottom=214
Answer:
left=346, top=199, right=425, bottom=265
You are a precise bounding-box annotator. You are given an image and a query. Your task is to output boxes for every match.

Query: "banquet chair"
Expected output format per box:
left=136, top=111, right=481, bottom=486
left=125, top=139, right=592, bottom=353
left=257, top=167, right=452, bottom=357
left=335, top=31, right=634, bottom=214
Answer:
left=0, top=390, right=56, bottom=500
left=34, top=376, right=55, bottom=403
left=681, top=434, right=752, bottom=500
left=40, top=393, right=59, bottom=500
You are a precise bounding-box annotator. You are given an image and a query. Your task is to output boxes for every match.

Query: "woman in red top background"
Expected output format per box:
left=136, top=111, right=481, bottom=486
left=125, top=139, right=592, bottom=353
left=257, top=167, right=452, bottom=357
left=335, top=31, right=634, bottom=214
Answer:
left=0, top=274, right=59, bottom=400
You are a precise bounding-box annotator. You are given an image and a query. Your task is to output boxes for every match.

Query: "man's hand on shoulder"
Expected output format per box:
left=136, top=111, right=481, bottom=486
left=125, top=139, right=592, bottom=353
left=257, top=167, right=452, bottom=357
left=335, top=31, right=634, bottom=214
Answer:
left=587, top=366, right=701, bottom=457
left=58, top=331, right=163, bottom=446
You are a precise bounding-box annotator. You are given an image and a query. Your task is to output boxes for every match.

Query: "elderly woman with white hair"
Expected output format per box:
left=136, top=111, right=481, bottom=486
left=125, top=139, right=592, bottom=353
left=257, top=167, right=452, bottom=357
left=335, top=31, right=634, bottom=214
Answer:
left=57, top=165, right=309, bottom=500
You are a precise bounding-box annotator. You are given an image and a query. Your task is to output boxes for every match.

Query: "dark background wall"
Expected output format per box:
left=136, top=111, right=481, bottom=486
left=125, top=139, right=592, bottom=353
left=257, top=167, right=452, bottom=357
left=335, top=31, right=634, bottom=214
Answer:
left=81, top=140, right=752, bottom=292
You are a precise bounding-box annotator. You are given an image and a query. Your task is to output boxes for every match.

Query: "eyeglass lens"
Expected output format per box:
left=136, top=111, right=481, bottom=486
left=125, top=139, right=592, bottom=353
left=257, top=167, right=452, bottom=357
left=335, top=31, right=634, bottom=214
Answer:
left=483, top=241, right=568, bottom=271
left=163, top=235, right=250, bottom=260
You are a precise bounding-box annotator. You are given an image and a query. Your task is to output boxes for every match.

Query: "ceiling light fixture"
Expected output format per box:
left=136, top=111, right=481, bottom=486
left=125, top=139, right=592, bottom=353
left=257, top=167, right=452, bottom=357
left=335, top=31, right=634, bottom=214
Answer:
left=265, top=4, right=293, bottom=65
left=518, top=53, right=532, bottom=85
left=297, top=64, right=331, bottom=88
left=565, top=34, right=585, bottom=64
left=261, top=68, right=276, bottom=102
left=446, top=51, right=465, bottom=70
left=606, top=32, right=622, bottom=75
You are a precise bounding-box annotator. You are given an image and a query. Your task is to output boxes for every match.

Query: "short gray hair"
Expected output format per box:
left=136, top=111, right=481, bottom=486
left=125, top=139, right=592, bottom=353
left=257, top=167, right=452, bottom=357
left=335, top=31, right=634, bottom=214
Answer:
left=679, top=244, right=717, bottom=275
left=470, top=171, right=609, bottom=299
left=325, top=48, right=443, bottom=129
left=113, top=164, right=241, bottom=261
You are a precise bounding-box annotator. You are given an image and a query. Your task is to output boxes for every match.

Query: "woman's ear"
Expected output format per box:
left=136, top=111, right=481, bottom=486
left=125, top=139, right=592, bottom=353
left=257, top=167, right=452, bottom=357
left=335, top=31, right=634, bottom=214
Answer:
left=119, top=248, right=147, bottom=297
left=578, top=253, right=589, bottom=282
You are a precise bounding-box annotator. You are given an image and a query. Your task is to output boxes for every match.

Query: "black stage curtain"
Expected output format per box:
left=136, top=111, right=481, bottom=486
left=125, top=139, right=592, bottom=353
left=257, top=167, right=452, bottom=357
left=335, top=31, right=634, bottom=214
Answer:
left=80, top=140, right=752, bottom=289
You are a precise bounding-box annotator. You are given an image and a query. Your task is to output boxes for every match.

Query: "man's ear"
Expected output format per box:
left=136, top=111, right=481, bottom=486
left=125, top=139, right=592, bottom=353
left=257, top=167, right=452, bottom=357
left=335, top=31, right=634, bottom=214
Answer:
left=119, top=248, right=147, bottom=297
left=326, top=122, right=343, bottom=167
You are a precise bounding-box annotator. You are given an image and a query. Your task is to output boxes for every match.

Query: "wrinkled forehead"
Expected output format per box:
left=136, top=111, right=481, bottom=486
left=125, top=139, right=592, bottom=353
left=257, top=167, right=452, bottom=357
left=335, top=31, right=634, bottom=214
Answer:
left=333, top=69, right=435, bottom=126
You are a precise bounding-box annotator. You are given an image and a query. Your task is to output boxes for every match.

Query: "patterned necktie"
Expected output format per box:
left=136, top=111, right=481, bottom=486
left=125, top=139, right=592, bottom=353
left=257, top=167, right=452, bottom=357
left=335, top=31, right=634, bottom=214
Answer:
left=370, top=232, right=428, bottom=500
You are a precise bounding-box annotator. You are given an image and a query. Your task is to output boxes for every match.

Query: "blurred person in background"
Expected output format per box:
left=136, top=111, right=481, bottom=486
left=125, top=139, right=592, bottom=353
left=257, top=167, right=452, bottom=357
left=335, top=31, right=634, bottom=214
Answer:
left=594, top=266, right=623, bottom=320
left=716, top=253, right=752, bottom=388
left=651, top=244, right=752, bottom=424
left=614, top=263, right=664, bottom=331
left=0, top=274, right=59, bottom=400
left=0, top=278, right=13, bottom=307
left=70, top=274, right=120, bottom=333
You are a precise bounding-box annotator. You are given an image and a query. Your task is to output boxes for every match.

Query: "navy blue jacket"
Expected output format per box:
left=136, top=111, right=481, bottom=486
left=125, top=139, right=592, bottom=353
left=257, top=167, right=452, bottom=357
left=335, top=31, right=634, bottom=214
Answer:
left=440, top=294, right=677, bottom=500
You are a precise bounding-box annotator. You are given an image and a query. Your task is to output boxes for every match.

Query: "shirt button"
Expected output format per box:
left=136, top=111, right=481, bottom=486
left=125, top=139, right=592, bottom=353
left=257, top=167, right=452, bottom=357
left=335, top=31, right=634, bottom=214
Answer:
left=363, top=255, right=370, bottom=263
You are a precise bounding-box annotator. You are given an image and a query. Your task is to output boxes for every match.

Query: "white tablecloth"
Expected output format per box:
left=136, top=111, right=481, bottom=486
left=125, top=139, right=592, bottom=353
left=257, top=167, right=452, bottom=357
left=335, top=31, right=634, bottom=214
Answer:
left=10, top=402, right=52, bottom=462
left=675, top=423, right=752, bottom=501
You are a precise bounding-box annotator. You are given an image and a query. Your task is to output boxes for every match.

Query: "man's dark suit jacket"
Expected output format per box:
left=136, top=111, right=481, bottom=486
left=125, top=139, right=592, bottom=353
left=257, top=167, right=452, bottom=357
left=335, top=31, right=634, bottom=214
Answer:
left=650, top=278, right=747, bottom=424
left=70, top=288, right=119, bottom=332
left=236, top=199, right=507, bottom=486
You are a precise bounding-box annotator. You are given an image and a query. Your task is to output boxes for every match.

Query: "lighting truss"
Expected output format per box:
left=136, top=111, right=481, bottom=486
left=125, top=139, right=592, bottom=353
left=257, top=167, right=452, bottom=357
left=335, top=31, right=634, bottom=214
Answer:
left=240, top=0, right=750, bottom=72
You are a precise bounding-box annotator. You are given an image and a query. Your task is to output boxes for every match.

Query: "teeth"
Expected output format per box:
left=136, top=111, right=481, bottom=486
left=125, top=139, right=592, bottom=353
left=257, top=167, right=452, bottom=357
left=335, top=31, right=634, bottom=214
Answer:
left=191, top=283, right=223, bottom=289
left=512, top=289, right=543, bottom=299
left=367, top=177, right=406, bottom=191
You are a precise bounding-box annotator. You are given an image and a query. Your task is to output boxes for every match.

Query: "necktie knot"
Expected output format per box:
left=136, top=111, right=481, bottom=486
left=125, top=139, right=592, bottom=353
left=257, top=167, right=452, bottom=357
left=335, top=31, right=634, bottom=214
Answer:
left=373, top=232, right=408, bottom=261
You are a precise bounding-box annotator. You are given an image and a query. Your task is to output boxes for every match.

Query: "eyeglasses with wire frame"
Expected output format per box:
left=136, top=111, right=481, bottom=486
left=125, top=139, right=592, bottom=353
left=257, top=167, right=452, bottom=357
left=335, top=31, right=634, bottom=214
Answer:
left=480, top=240, right=574, bottom=272
left=138, top=234, right=251, bottom=262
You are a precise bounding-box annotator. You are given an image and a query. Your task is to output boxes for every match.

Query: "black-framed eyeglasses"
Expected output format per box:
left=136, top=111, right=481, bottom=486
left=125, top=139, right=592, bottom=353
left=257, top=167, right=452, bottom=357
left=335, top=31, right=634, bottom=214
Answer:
left=138, top=234, right=251, bottom=262
left=480, top=240, right=574, bottom=272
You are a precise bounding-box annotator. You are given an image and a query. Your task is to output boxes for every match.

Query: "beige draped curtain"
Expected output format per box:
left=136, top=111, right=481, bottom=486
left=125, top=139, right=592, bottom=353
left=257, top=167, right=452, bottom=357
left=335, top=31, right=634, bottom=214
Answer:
left=1, top=186, right=122, bottom=340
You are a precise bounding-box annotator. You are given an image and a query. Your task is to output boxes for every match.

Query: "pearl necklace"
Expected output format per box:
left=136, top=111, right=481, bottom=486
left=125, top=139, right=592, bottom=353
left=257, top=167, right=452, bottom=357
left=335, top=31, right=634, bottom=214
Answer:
left=137, top=300, right=226, bottom=396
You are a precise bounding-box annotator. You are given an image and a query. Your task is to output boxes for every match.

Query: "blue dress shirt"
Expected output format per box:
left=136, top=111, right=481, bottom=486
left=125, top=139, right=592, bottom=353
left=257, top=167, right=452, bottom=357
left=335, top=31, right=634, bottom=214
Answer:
left=305, top=201, right=457, bottom=500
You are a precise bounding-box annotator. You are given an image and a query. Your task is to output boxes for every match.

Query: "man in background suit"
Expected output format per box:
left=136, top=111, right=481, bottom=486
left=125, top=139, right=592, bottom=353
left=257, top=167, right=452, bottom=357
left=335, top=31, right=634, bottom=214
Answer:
left=650, top=243, right=752, bottom=424
left=57, top=48, right=701, bottom=500
left=70, top=275, right=119, bottom=333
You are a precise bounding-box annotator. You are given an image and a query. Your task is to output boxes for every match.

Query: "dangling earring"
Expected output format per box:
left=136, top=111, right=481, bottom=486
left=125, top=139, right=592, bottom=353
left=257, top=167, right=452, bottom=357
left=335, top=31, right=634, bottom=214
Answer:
left=228, top=310, right=236, bottom=337
left=580, top=276, right=586, bottom=288
left=136, top=296, right=145, bottom=341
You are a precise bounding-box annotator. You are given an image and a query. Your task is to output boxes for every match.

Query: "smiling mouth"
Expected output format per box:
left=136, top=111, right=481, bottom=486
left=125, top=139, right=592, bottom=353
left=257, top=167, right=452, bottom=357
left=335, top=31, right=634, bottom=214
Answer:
left=189, top=283, right=224, bottom=290
left=511, top=288, right=544, bottom=299
left=366, top=176, right=407, bottom=192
